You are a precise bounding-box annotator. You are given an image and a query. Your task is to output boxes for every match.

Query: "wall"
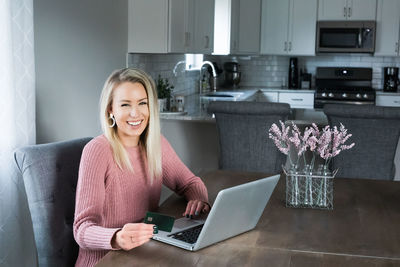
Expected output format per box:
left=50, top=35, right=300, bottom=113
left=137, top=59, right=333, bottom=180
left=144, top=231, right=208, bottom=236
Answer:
left=34, top=0, right=128, bottom=143
left=129, top=53, right=400, bottom=92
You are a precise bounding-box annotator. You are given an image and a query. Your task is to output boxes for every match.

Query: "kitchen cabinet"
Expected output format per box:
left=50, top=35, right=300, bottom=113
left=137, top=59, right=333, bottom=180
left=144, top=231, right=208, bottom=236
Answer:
left=376, top=93, right=400, bottom=107
left=318, top=0, right=377, bottom=21
left=230, top=0, right=261, bottom=54
left=278, top=91, right=314, bottom=109
left=374, top=0, right=400, bottom=56
left=192, top=0, right=215, bottom=54
left=260, top=0, right=317, bottom=56
left=128, top=0, right=214, bottom=54
left=256, top=90, right=314, bottom=109
left=214, top=0, right=261, bottom=55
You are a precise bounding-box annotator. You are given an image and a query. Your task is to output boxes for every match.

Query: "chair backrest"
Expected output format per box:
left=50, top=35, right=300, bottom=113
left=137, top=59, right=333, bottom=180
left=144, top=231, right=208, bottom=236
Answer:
left=208, top=101, right=291, bottom=173
left=14, top=137, right=92, bottom=267
left=323, top=104, right=400, bottom=180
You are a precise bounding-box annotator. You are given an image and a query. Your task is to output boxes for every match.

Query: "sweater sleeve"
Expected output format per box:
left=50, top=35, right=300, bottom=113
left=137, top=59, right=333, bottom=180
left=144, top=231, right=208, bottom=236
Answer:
left=73, top=139, right=120, bottom=250
left=161, top=136, right=209, bottom=203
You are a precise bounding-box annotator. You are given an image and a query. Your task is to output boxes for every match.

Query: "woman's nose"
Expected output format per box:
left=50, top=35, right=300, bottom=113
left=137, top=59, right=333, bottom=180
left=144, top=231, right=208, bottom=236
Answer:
left=129, top=106, right=138, bottom=117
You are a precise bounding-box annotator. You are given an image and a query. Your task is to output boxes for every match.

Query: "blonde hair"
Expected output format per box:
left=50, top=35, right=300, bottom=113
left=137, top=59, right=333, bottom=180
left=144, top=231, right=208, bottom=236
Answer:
left=99, top=68, right=162, bottom=182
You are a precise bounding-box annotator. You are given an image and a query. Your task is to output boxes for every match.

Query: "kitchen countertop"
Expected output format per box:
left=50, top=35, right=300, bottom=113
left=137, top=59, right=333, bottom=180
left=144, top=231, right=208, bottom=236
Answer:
left=160, top=87, right=316, bottom=121
left=376, top=91, right=400, bottom=96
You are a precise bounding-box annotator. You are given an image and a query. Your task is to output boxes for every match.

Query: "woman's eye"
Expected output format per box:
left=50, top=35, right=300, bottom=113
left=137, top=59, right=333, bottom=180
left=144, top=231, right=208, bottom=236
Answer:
left=139, top=101, right=148, bottom=105
left=121, top=104, right=130, bottom=107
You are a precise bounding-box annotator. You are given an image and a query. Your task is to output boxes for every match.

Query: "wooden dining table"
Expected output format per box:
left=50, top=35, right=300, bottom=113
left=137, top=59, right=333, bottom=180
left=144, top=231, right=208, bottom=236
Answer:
left=96, top=170, right=400, bottom=267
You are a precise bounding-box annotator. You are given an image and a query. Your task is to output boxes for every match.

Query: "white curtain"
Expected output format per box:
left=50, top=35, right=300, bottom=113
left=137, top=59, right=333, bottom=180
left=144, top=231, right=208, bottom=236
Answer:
left=0, top=0, right=37, bottom=266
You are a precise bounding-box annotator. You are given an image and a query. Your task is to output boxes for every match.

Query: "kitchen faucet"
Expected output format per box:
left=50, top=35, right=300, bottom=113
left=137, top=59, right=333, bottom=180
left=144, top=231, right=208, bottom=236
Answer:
left=199, top=61, right=217, bottom=94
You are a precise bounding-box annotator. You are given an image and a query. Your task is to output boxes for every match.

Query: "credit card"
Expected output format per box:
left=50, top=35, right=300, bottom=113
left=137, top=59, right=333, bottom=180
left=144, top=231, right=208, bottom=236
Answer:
left=143, top=211, right=175, bottom=232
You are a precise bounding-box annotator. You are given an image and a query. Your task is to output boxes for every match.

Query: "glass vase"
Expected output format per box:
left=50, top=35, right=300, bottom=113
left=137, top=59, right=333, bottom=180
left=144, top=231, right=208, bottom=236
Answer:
left=283, top=165, right=336, bottom=210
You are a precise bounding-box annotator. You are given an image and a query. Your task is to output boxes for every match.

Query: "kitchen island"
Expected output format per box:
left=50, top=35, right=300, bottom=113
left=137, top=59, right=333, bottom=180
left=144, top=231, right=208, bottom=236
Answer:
left=160, top=87, right=321, bottom=122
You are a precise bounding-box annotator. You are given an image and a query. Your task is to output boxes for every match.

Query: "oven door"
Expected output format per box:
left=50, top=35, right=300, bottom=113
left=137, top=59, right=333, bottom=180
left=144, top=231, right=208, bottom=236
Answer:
left=316, top=21, right=376, bottom=53
left=314, top=99, right=375, bottom=109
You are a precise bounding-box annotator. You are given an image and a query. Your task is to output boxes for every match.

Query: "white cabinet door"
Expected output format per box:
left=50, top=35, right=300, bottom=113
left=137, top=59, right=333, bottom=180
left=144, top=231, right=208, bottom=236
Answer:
left=193, top=0, right=215, bottom=54
left=318, top=0, right=376, bottom=20
left=289, top=0, right=317, bottom=55
left=376, top=95, right=400, bottom=107
left=260, top=0, right=290, bottom=55
left=169, top=0, right=186, bottom=53
left=261, top=0, right=316, bottom=55
left=318, top=0, right=348, bottom=20
left=374, top=0, right=400, bottom=56
left=347, top=0, right=377, bottom=20
left=128, top=0, right=169, bottom=53
left=278, top=92, right=314, bottom=109
left=233, top=0, right=261, bottom=54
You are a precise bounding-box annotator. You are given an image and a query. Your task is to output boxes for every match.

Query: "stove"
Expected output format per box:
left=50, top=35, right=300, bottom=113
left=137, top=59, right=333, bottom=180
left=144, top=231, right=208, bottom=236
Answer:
left=314, top=67, right=376, bottom=109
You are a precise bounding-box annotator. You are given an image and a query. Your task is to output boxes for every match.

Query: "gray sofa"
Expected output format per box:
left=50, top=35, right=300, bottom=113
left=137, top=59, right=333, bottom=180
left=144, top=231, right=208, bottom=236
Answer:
left=14, top=137, right=92, bottom=267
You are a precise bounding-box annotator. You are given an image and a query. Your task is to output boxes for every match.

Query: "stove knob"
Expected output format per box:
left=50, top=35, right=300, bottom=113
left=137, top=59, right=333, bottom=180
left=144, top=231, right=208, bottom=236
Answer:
left=342, top=93, right=348, bottom=98
left=321, top=92, right=327, bottom=97
left=328, top=93, right=334, bottom=98
left=363, top=94, right=368, bottom=99
left=356, top=93, right=361, bottom=98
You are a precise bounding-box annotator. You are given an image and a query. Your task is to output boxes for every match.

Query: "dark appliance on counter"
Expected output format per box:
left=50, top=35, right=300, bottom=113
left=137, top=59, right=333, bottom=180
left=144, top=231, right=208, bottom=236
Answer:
left=314, top=67, right=375, bottom=109
left=224, top=62, right=241, bottom=88
left=300, top=70, right=312, bottom=89
left=383, top=67, right=399, bottom=92
left=316, top=21, right=376, bottom=53
left=288, top=57, right=299, bottom=89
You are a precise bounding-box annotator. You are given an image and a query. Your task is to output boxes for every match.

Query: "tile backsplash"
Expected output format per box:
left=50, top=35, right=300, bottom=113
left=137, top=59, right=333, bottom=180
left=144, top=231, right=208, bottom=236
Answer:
left=128, top=53, right=400, bottom=96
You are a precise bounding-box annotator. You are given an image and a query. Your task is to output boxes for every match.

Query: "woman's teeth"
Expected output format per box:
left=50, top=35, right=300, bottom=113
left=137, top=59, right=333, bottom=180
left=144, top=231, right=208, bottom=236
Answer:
left=128, top=121, right=141, bottom=126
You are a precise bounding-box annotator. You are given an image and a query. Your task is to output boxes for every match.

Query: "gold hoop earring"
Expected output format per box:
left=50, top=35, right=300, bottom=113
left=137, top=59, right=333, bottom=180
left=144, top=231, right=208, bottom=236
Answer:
left=109, top=114, right=116, bottom=128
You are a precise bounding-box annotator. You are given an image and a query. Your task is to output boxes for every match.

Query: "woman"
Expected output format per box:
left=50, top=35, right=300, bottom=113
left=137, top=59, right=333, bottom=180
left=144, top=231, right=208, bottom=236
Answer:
left=73, top=68, right=210, bottom=267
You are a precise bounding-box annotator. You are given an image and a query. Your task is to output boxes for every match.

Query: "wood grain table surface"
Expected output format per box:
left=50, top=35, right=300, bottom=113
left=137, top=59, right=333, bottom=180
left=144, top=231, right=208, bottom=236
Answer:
left=96, top=170, right=400, bottom=267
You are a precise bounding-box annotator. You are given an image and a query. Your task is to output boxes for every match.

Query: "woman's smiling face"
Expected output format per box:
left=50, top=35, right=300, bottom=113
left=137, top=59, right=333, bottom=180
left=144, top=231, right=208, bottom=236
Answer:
left=110, top=81, right=149, bottom=147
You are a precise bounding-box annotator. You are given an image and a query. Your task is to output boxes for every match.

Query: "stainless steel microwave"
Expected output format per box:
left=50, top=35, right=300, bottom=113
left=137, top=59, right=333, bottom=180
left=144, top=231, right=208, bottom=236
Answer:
left=316, top=21, right=376, bottom=53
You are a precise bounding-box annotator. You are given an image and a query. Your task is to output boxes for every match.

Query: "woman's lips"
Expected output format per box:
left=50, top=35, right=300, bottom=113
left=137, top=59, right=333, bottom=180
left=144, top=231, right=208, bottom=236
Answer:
left=127, top=120, right=142, bottom=126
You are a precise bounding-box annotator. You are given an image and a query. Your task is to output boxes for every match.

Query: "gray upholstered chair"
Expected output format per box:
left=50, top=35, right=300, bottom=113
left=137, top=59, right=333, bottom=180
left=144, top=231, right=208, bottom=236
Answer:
left=323, top=104, right=400, bottom=180
left=208, top=101, right=291, bottom=173
left=14, top=137, right=92, bottom=267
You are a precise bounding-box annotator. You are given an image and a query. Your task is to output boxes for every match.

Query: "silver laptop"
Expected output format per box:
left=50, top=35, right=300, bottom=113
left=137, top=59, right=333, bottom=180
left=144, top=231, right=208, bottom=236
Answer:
left=152, top=174, right=280, bottom=251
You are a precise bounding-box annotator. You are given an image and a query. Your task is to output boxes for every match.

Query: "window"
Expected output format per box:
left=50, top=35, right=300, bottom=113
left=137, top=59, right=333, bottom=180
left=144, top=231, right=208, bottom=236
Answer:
left=185, top=54, right=203, bottom=71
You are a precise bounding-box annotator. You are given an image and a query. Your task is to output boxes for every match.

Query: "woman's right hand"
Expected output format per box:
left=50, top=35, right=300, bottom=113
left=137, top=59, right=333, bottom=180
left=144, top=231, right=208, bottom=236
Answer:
left=112, top=223, right=156, bottom=250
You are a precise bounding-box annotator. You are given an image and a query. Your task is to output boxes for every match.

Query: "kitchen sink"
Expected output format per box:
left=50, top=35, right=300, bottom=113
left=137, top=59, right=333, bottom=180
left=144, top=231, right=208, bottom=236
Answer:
left=204, top=93, right=234, bottom=98
left=201, top=91, right=246, bottom=100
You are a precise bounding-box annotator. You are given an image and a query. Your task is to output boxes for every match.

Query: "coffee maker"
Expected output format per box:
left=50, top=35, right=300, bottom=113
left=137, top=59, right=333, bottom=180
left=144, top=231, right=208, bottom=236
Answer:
left=383, top=67, right=399, bottom=92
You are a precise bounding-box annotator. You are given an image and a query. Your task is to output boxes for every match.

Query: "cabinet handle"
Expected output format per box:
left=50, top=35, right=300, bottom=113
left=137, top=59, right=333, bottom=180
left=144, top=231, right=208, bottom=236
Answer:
left=284, top=41, right=287, bottom=51
left=291, top=98, right=303, bottom=101
left=233, top=40, right=237, bottom=50
left=394, top=100, right=400, bottom=104
left=348, top=7, right=352, bottom=17
left=289, top=42, right=292, bottom=51
left=396, top=42, right=399, bottom=53
left=205, top=36, right=209, bottom=49
left=344, top=7, right=347, bottom=17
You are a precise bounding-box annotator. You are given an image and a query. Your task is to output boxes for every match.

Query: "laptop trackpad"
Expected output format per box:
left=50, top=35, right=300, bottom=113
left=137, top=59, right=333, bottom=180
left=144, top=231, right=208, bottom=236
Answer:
left=173, top=217, right=204, bottom=230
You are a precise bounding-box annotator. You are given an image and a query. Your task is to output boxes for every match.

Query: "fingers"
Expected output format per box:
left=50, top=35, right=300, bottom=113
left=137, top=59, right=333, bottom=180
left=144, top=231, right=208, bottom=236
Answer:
left=182, top=200, right=211, bottom=218
left=115, top=223, right=156, bottom=251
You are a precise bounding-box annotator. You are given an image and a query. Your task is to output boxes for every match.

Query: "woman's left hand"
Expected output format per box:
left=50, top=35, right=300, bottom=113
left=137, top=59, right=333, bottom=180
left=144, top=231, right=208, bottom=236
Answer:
left=182, top=200, right=210, bottom=218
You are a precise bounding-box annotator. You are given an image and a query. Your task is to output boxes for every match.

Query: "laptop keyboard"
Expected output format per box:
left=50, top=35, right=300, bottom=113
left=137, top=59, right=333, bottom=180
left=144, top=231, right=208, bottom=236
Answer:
left=168, top=224, right=204, bottom=244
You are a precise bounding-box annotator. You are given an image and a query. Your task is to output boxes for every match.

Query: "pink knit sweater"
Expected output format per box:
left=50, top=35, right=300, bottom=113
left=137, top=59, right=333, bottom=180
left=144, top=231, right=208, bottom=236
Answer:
left=73, top=135, right=208, bottom=267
